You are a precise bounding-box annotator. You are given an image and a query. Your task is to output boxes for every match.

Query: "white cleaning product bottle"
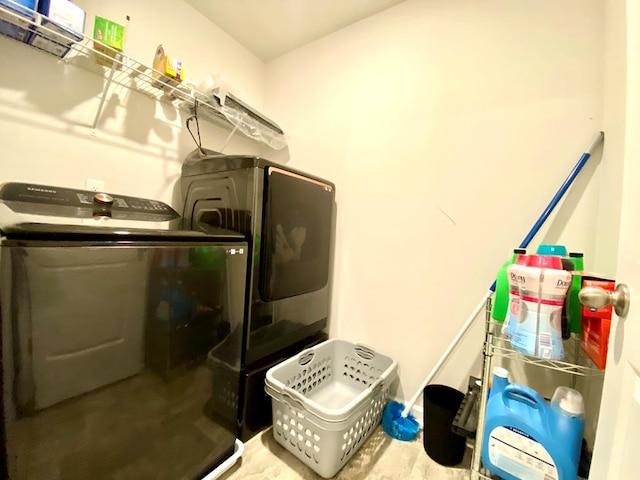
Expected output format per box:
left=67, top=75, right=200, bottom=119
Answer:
left=488, top=366, right=509, bottom=399
left=510, top=254, right=571, bottom=359
left=502, top=251, right=528, bottom=339
left=550, top=386, right=586, bottom=478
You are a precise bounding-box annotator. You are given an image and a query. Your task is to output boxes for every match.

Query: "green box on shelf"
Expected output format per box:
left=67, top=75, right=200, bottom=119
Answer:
left=92, top=15, right=125, bottom=67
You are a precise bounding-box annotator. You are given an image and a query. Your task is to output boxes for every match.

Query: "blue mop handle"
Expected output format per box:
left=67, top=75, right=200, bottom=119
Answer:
left=488, top=131, right=604, bottom=292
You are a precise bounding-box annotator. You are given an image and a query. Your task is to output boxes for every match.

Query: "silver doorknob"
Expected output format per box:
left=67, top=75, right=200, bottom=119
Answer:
left=579, top=283, right=630, bottom=317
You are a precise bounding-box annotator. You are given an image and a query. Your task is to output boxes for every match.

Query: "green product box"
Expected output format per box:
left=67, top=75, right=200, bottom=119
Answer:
left=92, top=15, right=125, bottom=67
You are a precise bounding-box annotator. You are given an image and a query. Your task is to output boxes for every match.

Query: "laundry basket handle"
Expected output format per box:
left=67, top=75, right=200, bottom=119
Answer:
left=297, top=349, right=315, bottom=366
left=281, top=389, right=307, bottom=411
left=354, top=344, right=377, bottom=361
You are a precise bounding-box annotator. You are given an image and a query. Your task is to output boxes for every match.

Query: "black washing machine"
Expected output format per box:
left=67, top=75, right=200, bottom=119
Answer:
left=0, top=182, right=247, bottom=480
left=181, top=149, right=335, bottom=440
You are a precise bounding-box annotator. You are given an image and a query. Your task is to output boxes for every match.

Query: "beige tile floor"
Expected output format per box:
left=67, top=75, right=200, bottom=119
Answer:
left=219, top=426, right=473, bottom=480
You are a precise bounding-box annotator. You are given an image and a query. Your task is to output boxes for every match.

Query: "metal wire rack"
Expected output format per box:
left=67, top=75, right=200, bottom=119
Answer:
left=486, top=320, right=605, bottom=378
left=470, top=297, right=602, bottom=479
left=0, top=1, right=246, bottom=132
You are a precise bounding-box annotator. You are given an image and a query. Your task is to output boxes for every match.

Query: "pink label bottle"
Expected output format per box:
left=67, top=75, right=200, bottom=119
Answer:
left=510, top=255, right=571, bottom=359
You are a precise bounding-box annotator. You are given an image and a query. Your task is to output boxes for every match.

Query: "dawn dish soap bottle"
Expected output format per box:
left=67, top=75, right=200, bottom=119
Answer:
left=482, top=378, right=585, bottom=480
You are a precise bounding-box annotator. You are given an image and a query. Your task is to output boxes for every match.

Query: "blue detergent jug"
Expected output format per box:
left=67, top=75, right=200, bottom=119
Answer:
left=482, top=380, right=584, bottom=480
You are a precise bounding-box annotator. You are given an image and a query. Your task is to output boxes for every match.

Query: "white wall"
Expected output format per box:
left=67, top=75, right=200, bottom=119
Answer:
left=0, top=0, right=613, bottom=416
left=594, top=0, right=626, bottom=278
left=0, top=0, right=267, bottom=208
left=264, top=0, right=606, bottom=407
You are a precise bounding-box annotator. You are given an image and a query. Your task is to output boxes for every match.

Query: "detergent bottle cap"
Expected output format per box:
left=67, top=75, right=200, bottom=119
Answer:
left=552, top=386, right=585, bottom=416
left=537, top=244, right=568, bottom=256
left=493, top=367, right=509, bottom=379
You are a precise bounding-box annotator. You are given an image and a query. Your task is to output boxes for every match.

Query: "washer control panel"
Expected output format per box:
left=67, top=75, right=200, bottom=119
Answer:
left=0, top=183, right=180, bottom=221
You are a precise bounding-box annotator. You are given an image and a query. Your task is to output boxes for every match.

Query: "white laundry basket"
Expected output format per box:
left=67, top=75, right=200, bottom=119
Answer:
left=265, top=339, right=398, bottom=478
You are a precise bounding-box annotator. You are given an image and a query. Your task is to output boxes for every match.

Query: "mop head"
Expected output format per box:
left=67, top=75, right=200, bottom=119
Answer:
left=381, top=400, right=420, bottom=441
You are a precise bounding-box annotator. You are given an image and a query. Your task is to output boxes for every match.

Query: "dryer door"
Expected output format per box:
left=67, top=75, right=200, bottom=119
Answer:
left=260, top=166, right=334, bottom=301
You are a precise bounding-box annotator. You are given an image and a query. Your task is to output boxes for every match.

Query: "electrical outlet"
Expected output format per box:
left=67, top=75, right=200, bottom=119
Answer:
left=85, top=178, right=105, bottom=192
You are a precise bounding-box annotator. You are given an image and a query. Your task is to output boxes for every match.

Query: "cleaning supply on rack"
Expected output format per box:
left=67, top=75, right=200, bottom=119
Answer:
left=29, top=0, right=86, bottom=58
left=502, top=251, right=528, bottom=339
left=151, top=44, right=185, bottom=90
left=0, top=0, right=37, bottom=42
left=93, top=14, right=127, bottom=67
left=487, top=366, right=509, bottom=399
left=536, top=244, right=568, bottom=256
left=536, top=244, right=575, bottom=339
left=510, top=254, right=571, bottom=360
left=482, top=380, right=585, bottom=480
left=380, top=132, right=604, bottom=442
left=492, top=249, right=527, bottom=322
left=560, top=256, right=576, bottom=339
left=550, top=386, right=586, bottom=472
left=568, top=252, right=585, bottom=334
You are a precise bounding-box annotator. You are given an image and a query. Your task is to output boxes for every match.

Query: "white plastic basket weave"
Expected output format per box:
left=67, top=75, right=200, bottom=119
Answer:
left=265, top=339, right=398, bottom=478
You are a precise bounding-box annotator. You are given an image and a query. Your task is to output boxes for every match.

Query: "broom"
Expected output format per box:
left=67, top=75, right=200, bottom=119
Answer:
left=381, top=131, right=605, bottom=441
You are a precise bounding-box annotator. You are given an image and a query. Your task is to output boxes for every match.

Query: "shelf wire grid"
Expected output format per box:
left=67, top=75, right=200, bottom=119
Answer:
left=486, top=320, right=605, bottom=378
left=1, top=0, right=236, bottom=129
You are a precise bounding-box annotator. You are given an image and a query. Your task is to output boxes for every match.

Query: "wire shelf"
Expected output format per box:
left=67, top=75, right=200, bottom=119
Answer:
left=485, top=320, right=604, bottom=377
left=0, top=1, right=258, bottom=133
left=471, top=299, right=600, bottom=478
left=89, top=49, right=230, bottom=128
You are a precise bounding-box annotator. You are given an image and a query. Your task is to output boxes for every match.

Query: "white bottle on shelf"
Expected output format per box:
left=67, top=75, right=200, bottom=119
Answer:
left=502, top=251, right=528, bottom=339
left=510, top=254, right=571, bottom=360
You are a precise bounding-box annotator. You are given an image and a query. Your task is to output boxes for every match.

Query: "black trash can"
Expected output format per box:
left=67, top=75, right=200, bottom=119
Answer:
left=423, top=384, right=466, bottom=466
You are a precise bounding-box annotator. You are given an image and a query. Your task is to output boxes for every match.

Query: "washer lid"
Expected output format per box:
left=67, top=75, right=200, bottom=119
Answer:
left=0, top=182, right=244, bottom=242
